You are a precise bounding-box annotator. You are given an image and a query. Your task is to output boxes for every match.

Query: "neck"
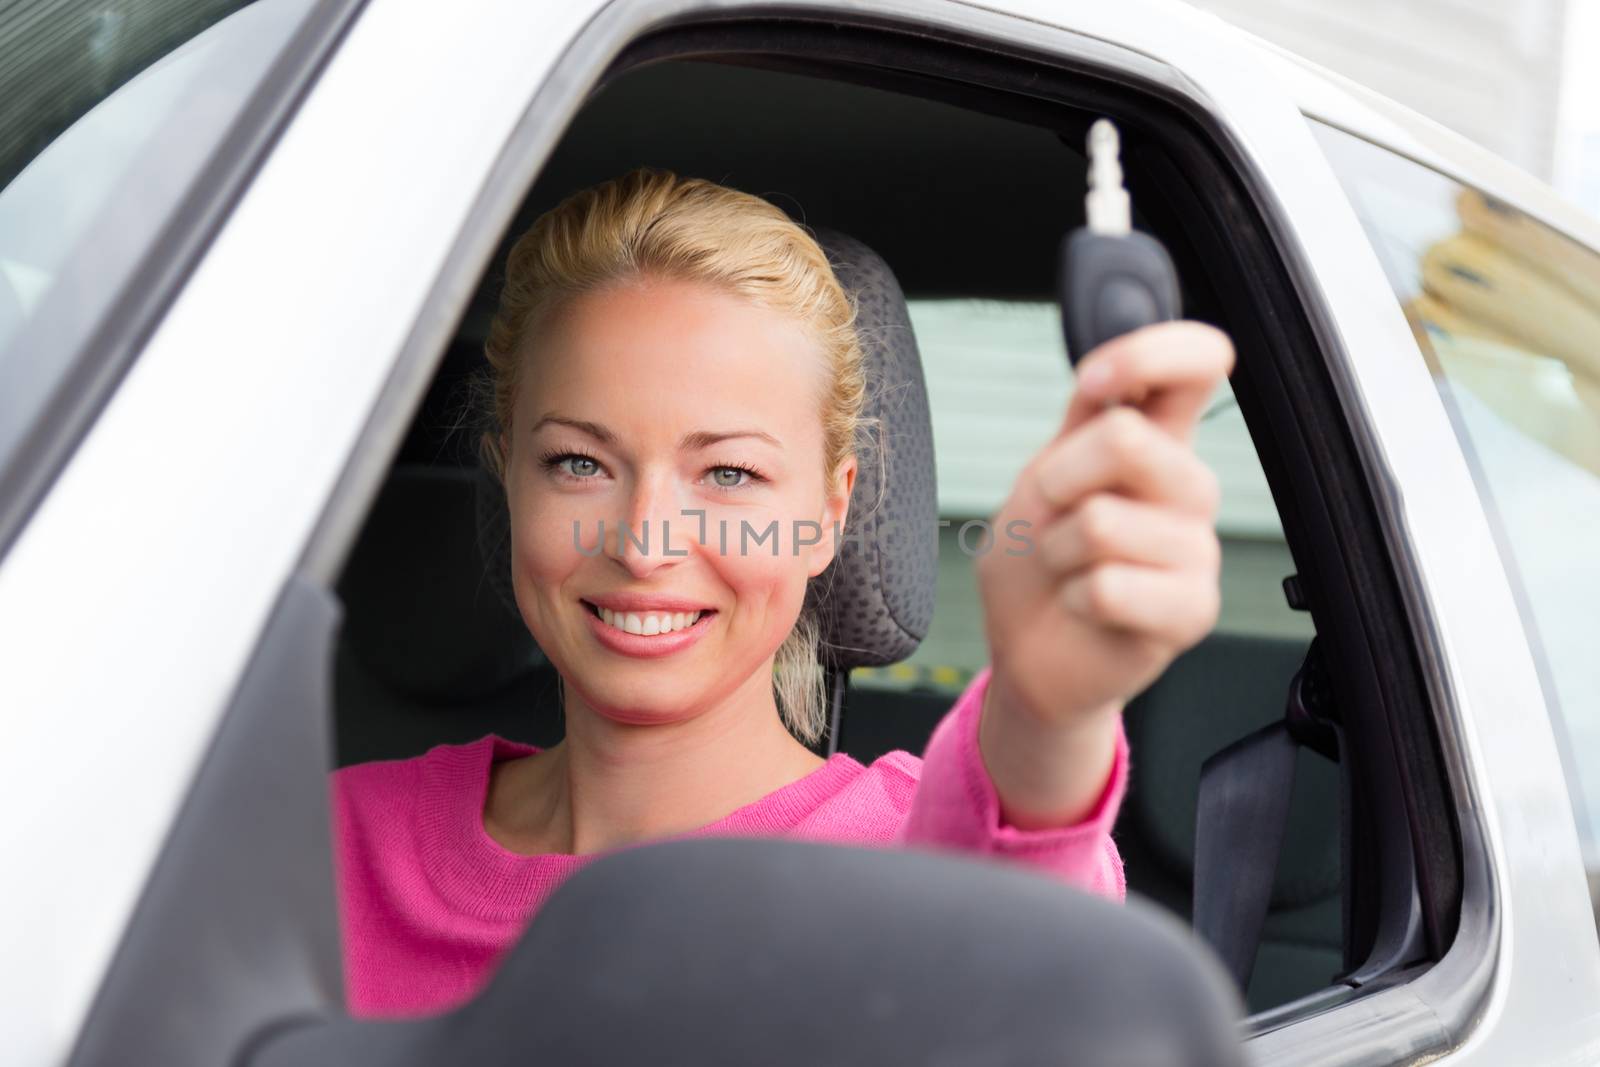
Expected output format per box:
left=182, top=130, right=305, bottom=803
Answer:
left=484, top=665, right=826, bottom=856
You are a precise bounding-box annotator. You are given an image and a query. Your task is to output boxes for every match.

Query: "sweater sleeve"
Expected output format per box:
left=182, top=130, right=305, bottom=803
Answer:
left=896, top=665, right=1129, bottom=902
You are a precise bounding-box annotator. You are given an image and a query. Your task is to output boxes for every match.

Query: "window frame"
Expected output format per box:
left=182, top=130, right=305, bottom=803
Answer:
left=294, top=1, right=1474, bottom=1051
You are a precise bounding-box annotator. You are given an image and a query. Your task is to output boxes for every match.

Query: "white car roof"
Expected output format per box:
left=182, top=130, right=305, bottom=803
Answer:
left=954, top=0, right=1600, bottom=253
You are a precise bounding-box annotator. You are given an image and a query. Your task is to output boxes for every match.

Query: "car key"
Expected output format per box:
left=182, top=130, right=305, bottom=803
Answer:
left=1059, top=119, right=1181, bottom=369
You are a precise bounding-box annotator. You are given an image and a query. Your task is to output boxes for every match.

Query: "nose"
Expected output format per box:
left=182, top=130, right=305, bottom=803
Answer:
left=606, top=468, right=687, bottom=580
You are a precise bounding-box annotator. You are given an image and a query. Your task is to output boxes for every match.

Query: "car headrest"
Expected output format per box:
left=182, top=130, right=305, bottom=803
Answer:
left=339, top=465, right=544, bottom=704
left=475, top=228, right=938, bottom=671
left=804, top=228, right=938, bottom=668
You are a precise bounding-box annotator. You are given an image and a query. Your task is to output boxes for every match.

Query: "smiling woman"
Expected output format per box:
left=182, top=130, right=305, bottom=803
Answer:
left=326, top=166, right=1236, bottom=1021
left=480, top=167, right=870, bottom=746
left=498, top=291, right=855, bottom=749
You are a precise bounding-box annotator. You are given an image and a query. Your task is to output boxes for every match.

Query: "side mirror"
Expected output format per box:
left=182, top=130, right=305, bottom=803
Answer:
left=252, top=838, right=1244, bottom=1066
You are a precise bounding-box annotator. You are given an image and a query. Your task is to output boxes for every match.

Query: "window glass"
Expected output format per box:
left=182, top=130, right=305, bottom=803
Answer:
left=0, top=0, right=318, bottom=486
left=1311, top=120, right=1600, bottom=861
left=852, top=298, right=1311, bottom=696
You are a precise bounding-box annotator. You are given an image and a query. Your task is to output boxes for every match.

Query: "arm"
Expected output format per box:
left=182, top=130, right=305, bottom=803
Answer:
left=897, top=322, right=1234, bottom=898
left=899, top=666, right=1128, bottom=901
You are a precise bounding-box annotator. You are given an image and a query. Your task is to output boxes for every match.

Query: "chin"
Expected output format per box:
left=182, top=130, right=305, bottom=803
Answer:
left=571, top=671, right=710, bottom=726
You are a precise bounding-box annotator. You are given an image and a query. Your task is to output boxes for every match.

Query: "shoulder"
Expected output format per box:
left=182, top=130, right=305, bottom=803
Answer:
left=331, top=742, right=446, bottom=808
left=330, top=734, right=518, bottom=837
left=862, top=748, right=923, bottom=788
left=798, top=748, right=925, bottom=837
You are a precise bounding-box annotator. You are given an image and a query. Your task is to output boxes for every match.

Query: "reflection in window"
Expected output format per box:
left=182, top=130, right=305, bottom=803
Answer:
left=1313, top=121, right=1600, bottom=862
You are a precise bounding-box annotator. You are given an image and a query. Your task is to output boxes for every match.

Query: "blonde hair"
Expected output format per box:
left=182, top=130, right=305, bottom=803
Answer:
left=480, top=166, right=870, bottom=745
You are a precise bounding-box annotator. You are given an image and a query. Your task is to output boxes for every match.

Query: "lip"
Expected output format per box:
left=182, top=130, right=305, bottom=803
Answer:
left=581, top=600, right=717, bottom=659
left=582, top=593, right=717, bottom=614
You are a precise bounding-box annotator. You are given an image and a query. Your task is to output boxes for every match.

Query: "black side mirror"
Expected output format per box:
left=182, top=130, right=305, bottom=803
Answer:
left=251, top=838, right=1244, bottom=1067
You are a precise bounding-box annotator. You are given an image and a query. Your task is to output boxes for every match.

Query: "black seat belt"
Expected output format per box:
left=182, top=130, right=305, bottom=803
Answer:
left=1192, top=633, right=1339, bottom=994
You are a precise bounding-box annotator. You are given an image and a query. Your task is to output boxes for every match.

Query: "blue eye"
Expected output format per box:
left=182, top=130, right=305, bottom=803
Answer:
left=538, top=450, right=605, bottom=480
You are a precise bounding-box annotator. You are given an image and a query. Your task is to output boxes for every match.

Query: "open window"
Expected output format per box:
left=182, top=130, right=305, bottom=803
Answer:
left=322, top=17, right=1461, bottom=1024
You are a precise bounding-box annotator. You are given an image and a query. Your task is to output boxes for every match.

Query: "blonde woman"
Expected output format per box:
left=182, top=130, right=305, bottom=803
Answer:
left=333, top=167, right=1233, bottom=1019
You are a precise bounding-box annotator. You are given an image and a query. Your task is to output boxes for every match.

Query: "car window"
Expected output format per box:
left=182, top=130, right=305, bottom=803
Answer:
left=0, top=0, right=317, bottom=487
left=1311, top=121, right=1600, bottom=863
left=852, top=297, right=1312, bottom=695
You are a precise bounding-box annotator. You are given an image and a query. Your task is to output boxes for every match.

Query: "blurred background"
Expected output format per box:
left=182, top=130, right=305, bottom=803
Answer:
left=1185, top=0, right=1600, bottom=216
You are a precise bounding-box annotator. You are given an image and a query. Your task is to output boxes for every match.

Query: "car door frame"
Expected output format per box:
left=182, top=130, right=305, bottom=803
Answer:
left=295, top=1, right=1527, bottom=1059
left=1239, top=32, right=1600, bottom=1067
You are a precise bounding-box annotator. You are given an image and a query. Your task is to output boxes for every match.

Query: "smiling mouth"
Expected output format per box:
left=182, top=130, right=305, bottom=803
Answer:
left=582, top=600, right=716, bottom=637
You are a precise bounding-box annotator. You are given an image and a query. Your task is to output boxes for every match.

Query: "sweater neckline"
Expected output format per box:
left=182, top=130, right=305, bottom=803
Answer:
left=415, top=734, right=865, bottom=921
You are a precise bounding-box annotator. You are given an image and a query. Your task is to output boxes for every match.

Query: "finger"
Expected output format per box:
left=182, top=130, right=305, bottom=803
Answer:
left=1067, top=321, right=1236, bottom=442
left=1036, top=407, right=1223, bottom=520
left=1037, top=493, right=1221, bottom=577
left=1059, top=563, right=1221, bottom=645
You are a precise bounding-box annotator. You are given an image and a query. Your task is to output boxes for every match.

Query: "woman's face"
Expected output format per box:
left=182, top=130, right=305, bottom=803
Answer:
left=501, top=275, right=856, bottom=726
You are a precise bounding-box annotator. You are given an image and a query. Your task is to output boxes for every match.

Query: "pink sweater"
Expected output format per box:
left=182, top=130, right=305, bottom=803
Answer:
left=331, top=666, right=1130, bottom=1019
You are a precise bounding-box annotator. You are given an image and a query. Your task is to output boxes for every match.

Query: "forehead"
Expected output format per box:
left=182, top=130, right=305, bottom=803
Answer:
left=521, top=276, right=829, bottom=425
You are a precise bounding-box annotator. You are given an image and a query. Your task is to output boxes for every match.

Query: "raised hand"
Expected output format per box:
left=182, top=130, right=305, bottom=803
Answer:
left=973, top=320, right=1236, bottom=828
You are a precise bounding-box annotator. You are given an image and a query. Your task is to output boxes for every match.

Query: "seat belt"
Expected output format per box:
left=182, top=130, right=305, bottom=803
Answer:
left=1192, top=635, right=1339, bottom=994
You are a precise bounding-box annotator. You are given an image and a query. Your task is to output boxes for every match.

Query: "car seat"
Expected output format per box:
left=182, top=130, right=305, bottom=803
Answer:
left=1120, top=632, right=1343, bottom=1013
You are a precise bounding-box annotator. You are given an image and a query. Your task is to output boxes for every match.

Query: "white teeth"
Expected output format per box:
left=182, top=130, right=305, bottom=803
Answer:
left=595, top=606, right=704, bottom=636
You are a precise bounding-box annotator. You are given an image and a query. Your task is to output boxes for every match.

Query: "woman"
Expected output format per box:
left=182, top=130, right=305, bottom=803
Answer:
left=333, top=167, right=1233, bottom=1019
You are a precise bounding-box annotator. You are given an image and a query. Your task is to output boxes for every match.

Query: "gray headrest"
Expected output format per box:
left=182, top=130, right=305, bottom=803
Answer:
left=475, top=230, right=938, bottom=672
left=804, top=229, right=937, bottom=669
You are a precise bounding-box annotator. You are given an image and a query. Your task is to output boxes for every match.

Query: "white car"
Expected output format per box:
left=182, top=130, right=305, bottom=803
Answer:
left=4, top=0, right=1600, bottom=1063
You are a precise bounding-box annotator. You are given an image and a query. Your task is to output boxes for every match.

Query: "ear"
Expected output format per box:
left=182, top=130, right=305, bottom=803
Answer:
left=806, top=453, right=858, bottom=578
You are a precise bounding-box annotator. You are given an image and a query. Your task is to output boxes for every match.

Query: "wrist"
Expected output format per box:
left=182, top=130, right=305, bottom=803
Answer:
left=983, top=664, right=1123, bottom=735
left=978, top=668, right=1123, bottom=829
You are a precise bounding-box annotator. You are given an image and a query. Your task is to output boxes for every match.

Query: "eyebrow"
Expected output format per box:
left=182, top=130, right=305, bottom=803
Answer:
left=530, top=415, right=615, bottom=443
left=680, top=428, right=783, bottom=450
left=530, top=414, right=782, bottom=450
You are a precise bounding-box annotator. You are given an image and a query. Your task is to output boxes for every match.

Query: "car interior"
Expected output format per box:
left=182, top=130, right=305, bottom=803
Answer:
left=324, top=19, right=1462, bottom=1024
